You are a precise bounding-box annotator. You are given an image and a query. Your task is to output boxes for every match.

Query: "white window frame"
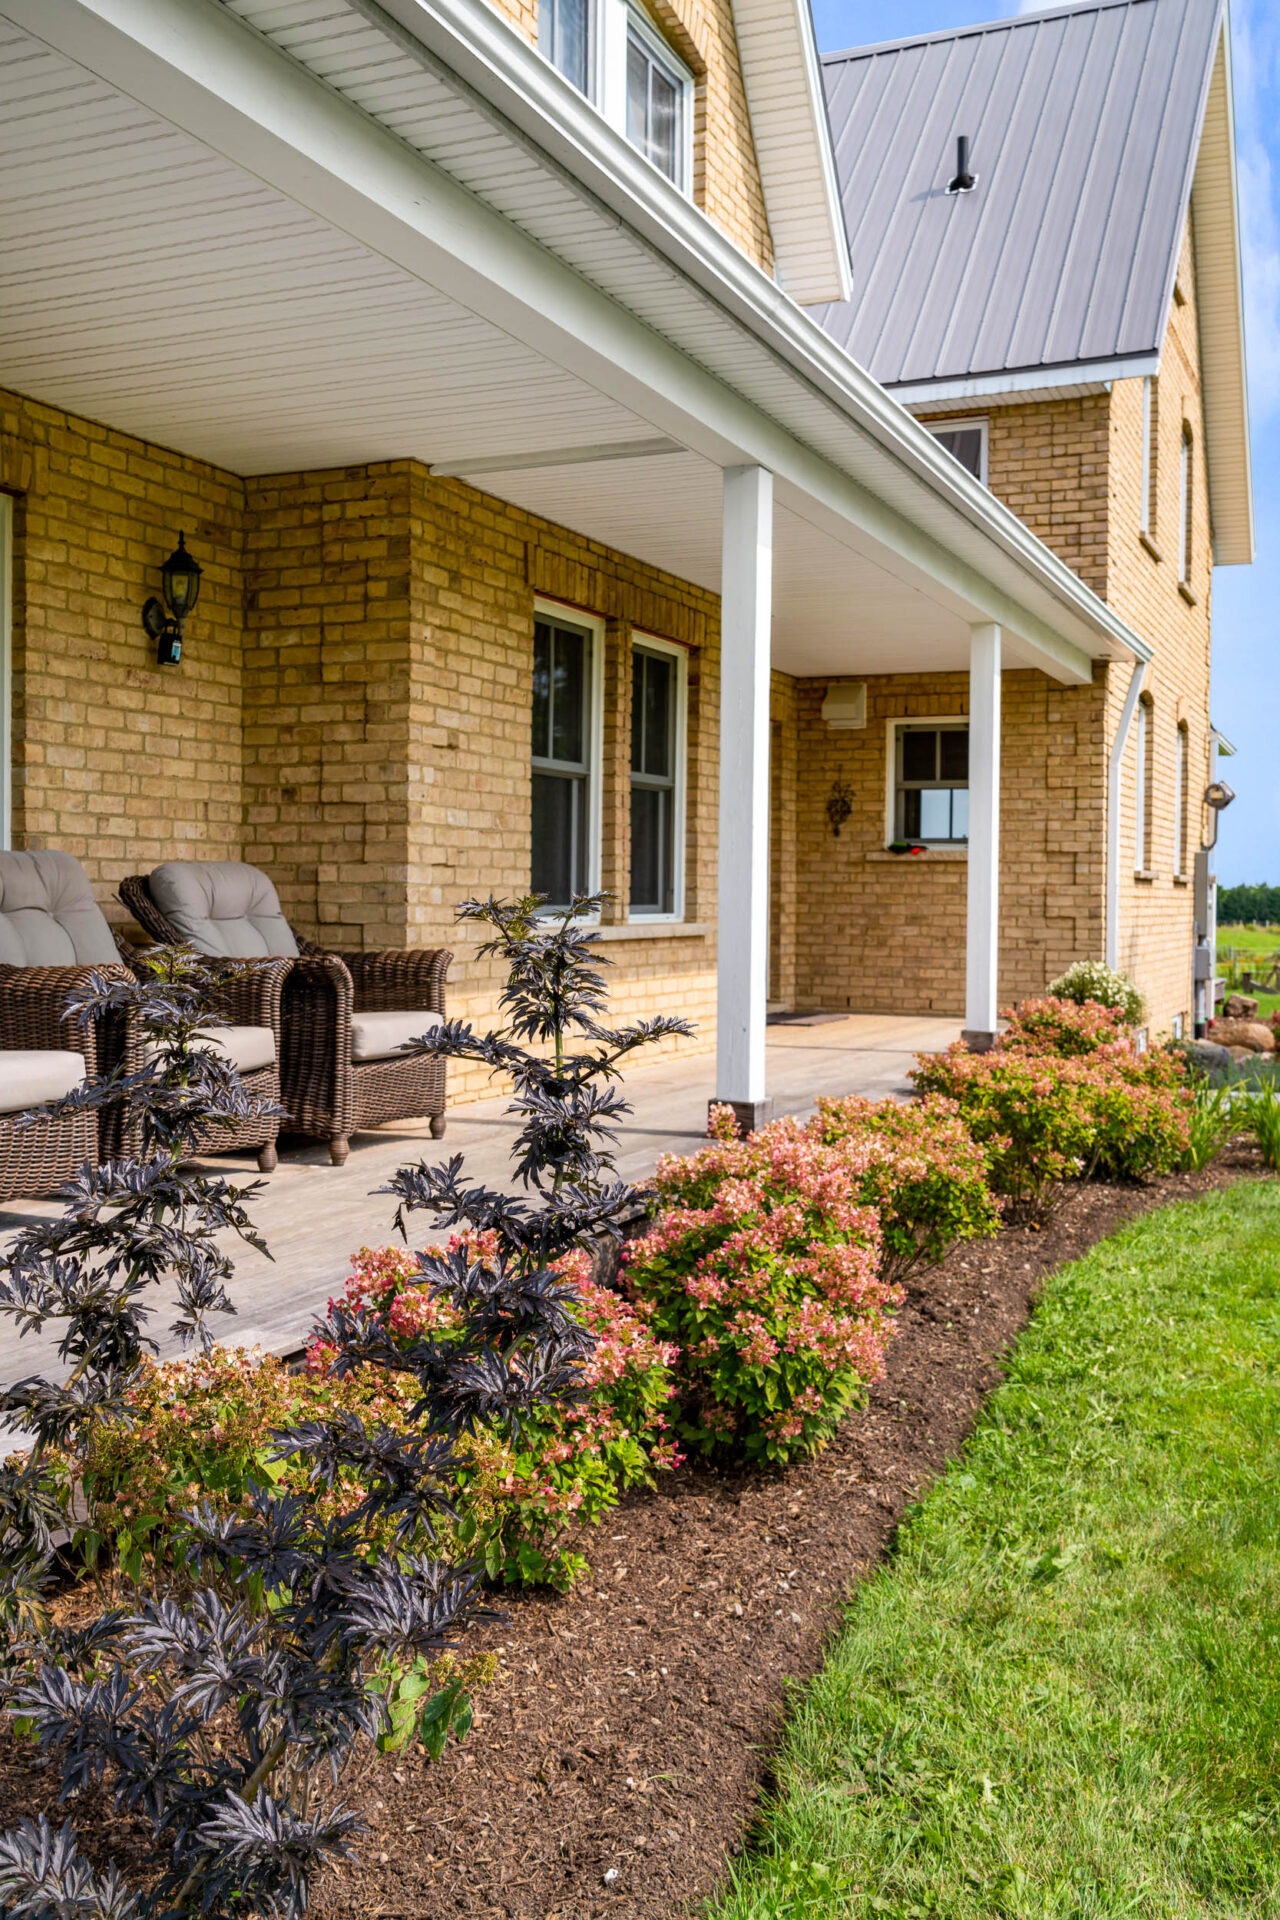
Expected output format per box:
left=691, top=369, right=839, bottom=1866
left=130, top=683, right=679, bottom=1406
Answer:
left=884, top=715, right=969, bottom=849
left=1173, top=722, right=1188, bottom=879
left=926, top=418, right=989, bottom=486
left=627, top=630, right=687, bottom=923
left=1134, top=696, right=1151, bottom=873
left=542, top=0, right=693, bottom=194
left=531, top=599, right=605, bottom=911
left=1179, top=425, right=1193, bottom=584
left=0, top=494, right=10, bottom=849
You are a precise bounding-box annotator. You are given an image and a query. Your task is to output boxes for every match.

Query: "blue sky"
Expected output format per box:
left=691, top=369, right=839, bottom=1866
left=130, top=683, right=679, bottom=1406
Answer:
left=808, top=0, right=1280, bottom=887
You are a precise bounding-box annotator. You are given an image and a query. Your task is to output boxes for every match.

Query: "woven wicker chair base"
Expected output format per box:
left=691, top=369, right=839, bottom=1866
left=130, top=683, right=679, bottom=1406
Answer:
left=0, top=1107, right=96, bottom=1205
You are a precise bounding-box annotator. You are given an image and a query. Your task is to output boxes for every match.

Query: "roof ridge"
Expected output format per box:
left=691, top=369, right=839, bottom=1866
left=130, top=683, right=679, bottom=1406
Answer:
left=820, top=0, right=1155, bottom=67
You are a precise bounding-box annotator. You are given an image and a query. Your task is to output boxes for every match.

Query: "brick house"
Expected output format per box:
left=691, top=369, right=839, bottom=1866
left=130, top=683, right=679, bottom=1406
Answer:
left=0, top=0, right=1252, bottom=1124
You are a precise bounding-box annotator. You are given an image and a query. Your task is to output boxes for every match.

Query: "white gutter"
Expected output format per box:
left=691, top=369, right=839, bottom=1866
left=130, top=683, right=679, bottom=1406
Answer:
left=352, top=0, right=1154, bottom=668
left=1106, top=659, right=1148, bottom=969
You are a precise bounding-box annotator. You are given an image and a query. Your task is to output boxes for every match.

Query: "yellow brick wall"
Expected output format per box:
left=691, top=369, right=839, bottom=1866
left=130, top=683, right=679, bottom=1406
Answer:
left=483, top=0, right=773, bottom=271
left=778, top=668, right=1107, bottom=1018
left=0, top=386, right=245, bottom=916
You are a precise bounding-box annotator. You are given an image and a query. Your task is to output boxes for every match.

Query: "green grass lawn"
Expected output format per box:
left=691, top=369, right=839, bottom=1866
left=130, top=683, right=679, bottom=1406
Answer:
left=1218, top=927, right=1280, bottom=1019
left=709, top=1181, right=1280, bottom=1919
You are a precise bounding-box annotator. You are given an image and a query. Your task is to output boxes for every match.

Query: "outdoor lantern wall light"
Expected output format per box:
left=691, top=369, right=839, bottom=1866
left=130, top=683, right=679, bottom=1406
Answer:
left=1202, top=779, right=1236, bottom=851
left=142, top=532, right=202, bottom=665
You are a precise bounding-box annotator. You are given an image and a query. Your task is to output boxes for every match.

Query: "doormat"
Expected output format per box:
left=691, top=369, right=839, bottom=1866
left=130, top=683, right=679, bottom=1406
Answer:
left=766, top=1011, right=848, bottom=1027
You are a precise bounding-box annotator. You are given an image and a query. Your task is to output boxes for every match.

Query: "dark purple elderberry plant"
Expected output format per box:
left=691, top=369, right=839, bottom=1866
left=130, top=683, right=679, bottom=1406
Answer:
left=0, top=900, right=686, bottom=1918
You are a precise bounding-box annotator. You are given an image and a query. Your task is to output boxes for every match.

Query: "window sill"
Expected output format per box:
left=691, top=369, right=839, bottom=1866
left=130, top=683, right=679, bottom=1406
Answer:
left=1178, top=581, right=1198, bottom=607
left=1134, top=869, right=1158, bottom=884
left=598, top=920, right=711, bottom=941
left=867, top=848, right=967, bottom=864
left=1139, top=531, right=1162, bottom=563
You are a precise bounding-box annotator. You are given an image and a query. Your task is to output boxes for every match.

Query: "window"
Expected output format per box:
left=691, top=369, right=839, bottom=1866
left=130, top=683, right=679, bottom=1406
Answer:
left=540, top=0, right=591, bottom=92
left=1174, top=722, right=1189, bottom=878
left=1134, top=696, right=1152, bottom=872
left=1179, top=424, right=1194, bottom=584
left=1140, top=376, right=1158, bottom=536
left=629, top=638, right=686, bottom=917
left=531, top=609, right=600, bottom=906
left=928, top=419, right=987, bottom=484
left=892, top=722, right=969, bottom=844
left=625, top=9, right=689, bottom=185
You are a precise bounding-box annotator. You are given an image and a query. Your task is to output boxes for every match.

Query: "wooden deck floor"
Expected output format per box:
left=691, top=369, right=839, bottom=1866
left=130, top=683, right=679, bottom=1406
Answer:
left=0, top=1013, right=958, bottom=1388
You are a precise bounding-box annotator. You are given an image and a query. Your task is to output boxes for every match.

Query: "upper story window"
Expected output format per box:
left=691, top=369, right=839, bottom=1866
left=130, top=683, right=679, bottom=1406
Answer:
left=538, top=0, right=693, bottom=191
left=626, top=11, right=690, bottom=185
left=541, top=0, right=590, bottom=94
left=1179, top=424, right=1194, bottom=585
left=927, top=419, right=988, bottom=485
left=1174, top=721, right=1189, bottom=879
left=892, top=721, right=969, bottom=845
left=532, top=607, right=602, bottom=908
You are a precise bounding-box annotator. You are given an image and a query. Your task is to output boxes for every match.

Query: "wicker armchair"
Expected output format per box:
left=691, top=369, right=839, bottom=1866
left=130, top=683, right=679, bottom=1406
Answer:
left=0, top=967, right=105, bottom=1201
left=112, top=932, right=289, bottom=1174
left=120, top=865, right=451, bottom=1164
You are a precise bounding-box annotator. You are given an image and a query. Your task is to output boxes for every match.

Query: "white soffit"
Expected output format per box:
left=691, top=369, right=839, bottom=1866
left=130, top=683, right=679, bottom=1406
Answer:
left=729, top=0, right=851, bottom=306
left=1191, top=23, right=1254, bottom=565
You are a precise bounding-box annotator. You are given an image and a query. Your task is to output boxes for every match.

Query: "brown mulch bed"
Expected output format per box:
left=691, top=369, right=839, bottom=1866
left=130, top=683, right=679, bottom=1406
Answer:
left=0, top=1154, right=1260, bottom=1916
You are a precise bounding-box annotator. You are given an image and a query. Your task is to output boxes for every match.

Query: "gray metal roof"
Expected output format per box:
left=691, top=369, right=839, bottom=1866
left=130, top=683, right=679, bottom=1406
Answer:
left=814, top=0, right=1225, bottom=392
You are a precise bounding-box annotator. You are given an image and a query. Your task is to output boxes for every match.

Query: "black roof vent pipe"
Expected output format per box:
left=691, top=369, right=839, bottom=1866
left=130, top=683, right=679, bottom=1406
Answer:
left=947, top=135, right=977, bottom=194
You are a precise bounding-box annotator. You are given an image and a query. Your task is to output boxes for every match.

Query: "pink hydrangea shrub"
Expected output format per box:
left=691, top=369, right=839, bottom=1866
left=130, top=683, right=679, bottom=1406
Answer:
left=309, top=1239, right=680, bottom=1589
left=624, top=1120, right=899, bottom=1465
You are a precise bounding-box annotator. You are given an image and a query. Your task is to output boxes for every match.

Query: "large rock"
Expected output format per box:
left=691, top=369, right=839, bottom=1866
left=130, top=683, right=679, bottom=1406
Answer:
left=1223, top=993, right=1260, bottom=1020
left=1210, top=1019, right=1275, bottom=1053
left=1185, top=1040, right=1232, bottom=1075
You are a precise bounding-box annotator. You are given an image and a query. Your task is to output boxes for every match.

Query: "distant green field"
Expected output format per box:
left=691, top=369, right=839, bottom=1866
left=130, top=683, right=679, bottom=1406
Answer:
left=1217, top=927, right=1280, bottom=1019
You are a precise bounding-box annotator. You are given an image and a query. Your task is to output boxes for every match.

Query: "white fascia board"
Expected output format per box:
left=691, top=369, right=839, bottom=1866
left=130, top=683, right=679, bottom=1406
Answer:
left=730, top=0, right=852, bottom=304
left=891, top=357, right=1156, bottom=409
left=0, top=0, right=1145, bottom=679
left=1191, top=21, right=1254, bottom=566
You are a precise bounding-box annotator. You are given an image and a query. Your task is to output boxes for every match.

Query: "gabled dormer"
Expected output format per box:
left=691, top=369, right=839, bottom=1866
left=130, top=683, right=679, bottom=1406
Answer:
left=493, top=0, right=851, bottom=300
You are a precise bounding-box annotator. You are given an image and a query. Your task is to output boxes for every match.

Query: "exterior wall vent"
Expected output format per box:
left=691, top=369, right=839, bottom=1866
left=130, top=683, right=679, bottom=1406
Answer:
left=821, top=683, right=867, bottom=729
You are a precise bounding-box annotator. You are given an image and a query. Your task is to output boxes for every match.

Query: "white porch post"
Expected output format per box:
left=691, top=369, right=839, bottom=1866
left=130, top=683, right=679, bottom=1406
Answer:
left=715, top=464, right=774, bottom=1131
left=964, top=622, right=1002, bottom=1050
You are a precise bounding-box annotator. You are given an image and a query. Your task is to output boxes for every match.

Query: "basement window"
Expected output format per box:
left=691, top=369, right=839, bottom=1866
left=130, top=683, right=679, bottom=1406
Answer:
left=927, top=419, right=988, bottom=485
left=892, top=721, right=969, bottom=845
left=532, top=607, right=603, bottom=907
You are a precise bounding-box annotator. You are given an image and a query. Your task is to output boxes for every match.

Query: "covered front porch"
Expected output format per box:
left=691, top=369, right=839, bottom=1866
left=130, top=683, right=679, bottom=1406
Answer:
left=0, top=0, right=1150, bottom=1128
left=0, top=1011, right=958, bottom=1386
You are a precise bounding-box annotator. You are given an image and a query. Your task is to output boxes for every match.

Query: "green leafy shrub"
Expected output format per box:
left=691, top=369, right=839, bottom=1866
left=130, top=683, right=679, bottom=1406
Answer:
left=1046, top=960, right=1146, bottom=1025
left=1244, top=1086, right=1280, bottom=1170
left=1001, top=995, right=1133, bottom=1057
left=1182, top=1080, right=1242, bottom=1171
left=624, top=1113, right=898, bottom=1465
left=811, top=1092, right=999, bottom=1281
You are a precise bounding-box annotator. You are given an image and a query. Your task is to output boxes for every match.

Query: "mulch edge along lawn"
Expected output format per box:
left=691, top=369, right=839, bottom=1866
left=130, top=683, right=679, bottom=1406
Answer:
left=712, top=1169, right=1280, bottom=1920
left=0, top=1155, right=1260, bottom=1918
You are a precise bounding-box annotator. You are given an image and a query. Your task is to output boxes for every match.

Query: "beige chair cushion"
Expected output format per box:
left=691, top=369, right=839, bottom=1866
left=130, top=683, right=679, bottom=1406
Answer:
left=148, top=862, right=299, bottom=960
left=0, top=1050, right=86, bottom=1114
left=350, top=1009, right=442, bottom=1063
left=0, top=851, right=118, bottom=968
left=144, top=1026, right=276, bottom=1075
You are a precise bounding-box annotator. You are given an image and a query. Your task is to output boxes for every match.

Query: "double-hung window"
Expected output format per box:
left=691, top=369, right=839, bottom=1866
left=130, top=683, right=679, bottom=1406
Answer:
left=626, top=11, right=688, bottom=185
left=892, top=722, right=969, bottom=844
left=540, top=0, right=591, bottom=94
left=1179, top=425, right=1194, bottom=584
left=1173, top=722, right=1189, bottom=878
left=629, top=638, right=685, bottom=917
left=532, top=610, right=599, bottom=907
left=1134, top=696, right=1152, bottom=872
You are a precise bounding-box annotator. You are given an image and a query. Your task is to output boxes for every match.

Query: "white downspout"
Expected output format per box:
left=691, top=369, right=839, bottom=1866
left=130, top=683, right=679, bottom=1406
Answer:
left=1106, top=659, right=1148, bottom=969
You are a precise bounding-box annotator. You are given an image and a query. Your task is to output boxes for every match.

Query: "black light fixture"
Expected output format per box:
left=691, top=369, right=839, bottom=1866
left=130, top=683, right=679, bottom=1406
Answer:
left=142, top=532, right=202, bottom=665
